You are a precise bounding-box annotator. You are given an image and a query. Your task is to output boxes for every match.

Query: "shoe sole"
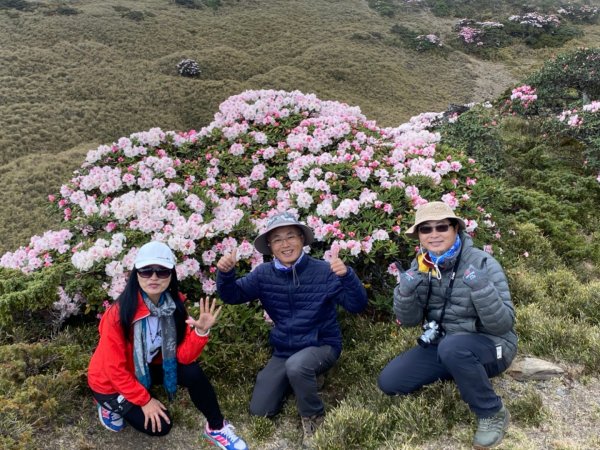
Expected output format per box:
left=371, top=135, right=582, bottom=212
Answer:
left=97, top=406, right=124, bottom=433
left=203, top=432, right=230, bottom=450
left=472, top=409, right=510, bottom=449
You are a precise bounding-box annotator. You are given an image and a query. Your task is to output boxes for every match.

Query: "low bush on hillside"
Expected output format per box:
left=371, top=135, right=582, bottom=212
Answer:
left=389, top=24, right=445, bottom=53
left=0, top=0, right=31, bottom=11
left=0, top=334, right=92, bottom=449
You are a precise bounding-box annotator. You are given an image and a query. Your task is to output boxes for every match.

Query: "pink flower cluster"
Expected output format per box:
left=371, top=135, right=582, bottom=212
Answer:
left=0, top=229, right=72, bottom=273
left=458, top=26, right=483, bottom=44
left=558, top=100, right=600, bottom=127
left=510, top=85, right=538, bottom=108
left=1, top=89, right=487, bottom=307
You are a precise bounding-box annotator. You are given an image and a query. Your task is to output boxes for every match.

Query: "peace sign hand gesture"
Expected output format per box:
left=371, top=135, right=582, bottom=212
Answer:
left=185, top=297, right=223, bottom=335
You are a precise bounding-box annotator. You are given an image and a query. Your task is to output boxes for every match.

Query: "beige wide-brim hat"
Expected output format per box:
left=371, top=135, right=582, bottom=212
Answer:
left=254, top=212, right=314, bottom=256
left=405, top=201, right=466, bottom=239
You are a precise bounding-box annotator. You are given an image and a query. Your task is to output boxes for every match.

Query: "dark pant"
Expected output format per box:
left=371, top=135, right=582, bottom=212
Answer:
left=249, top=345, right=338, bottom=418
left=377, top=334, right=507, bottom=418
left=93, top=362, right=224, bottom=436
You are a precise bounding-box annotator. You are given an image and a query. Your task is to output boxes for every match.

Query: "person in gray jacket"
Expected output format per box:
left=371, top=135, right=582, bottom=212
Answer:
left=378, top=202, right=517, bottom=450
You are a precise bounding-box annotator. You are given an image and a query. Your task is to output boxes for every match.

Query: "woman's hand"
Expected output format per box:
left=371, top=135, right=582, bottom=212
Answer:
left=185, top=296, right=223, bottom=335
left=141, top=397, right=170, bottom=433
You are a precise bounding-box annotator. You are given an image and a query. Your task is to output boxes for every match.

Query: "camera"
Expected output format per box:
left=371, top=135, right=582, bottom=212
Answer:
left=417, top=320, right=445, bottom=347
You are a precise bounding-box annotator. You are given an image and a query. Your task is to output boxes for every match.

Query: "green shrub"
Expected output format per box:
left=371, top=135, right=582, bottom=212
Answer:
left=499, top=223, right=559, bottom=273
left=174, top=0, right=202, bottom=8
left=516, top=304, right=600, bottom=373
left=525, top=48, right=600, bottom=112
left=507, top=384, right=548, bottom=427
left=439, top=106, right=505, bottom=175
left=389, top=24, right=445, bottom=53
left=0, top=0, right=31, bottom=11
left=367, top=0, right=396, bottom=17
left=123, top=10, right=145, bottom=22
left=203, top=0, right=222, bottom=9
left=510, top=267, right=600, bottom=324
left=0, top=265, right=64, bottom=329
left=0, top=339, right=90, bottom=447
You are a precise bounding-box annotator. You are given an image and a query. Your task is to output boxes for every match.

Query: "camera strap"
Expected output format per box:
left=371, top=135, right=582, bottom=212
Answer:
left=423, top=246, right=463, bottom=329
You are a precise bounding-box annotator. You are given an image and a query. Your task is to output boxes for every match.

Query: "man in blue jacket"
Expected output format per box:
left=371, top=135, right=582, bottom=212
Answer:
left=216, top=212, right=367, bottom=446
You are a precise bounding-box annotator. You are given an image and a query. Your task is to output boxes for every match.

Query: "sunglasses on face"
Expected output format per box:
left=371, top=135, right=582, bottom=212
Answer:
left=418, top=224, right=452, bottom=234
left=137, top=267, right=172, bottom=279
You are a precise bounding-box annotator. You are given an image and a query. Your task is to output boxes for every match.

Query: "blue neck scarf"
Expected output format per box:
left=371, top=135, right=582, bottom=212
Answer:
left=428, top=235, right=462, bottom=268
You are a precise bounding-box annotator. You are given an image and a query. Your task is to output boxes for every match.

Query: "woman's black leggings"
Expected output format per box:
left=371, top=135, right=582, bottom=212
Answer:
left=93, top=362, right=224, bottom=436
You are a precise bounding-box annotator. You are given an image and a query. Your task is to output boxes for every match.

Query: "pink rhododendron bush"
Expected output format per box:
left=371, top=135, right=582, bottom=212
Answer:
left=0, top=90, right=495, bottom=324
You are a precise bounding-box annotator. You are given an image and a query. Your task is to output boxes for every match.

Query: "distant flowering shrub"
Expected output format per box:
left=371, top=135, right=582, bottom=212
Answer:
left=454, top=19, right=507, bottom=49
left=176, top=58, right=201, bottom=77
left=508, top=13, right=561, bottom=28
left=555, top=100, right=600, bottom=175
left=415, top=33, right=443, bottom=51
left=0, top=90, right=494, bottom=314
left=558, top=5, right=600, bottom=23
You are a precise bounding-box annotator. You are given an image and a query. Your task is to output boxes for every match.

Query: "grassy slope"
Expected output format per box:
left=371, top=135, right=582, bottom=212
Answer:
left=4, top=1, right=599, bottom=252
left=0, top=0, right=569, bottom=252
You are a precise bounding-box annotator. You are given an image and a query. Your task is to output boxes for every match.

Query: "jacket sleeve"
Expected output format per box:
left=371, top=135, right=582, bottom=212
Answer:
left=176, top=326, right=210, bottom=364
left=470, top=255, right=515, bottom=335
left=216, top=267, right=261, bottom=305
left=393, top=259, right=425, bottom=327
left=331, top=267, right=368, bottom=313
left=98, top=307, right=151, bottom=406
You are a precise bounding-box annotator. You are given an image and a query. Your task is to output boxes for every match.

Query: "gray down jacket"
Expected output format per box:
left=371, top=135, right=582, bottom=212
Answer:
left=393, top=232, right=517, bottom=366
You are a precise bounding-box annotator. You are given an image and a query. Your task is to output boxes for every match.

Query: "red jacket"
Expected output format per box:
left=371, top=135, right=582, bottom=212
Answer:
left=87, top=292, right=208, bottom=406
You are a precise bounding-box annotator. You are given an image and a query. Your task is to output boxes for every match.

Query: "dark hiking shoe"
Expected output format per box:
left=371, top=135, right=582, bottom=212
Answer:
left=473, top=406, right=510, bottom=449
left=301, top=414, right=325, bottom=448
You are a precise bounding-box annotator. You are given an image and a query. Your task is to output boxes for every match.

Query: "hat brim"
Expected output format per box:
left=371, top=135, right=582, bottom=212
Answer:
left=405, top=217, right=466, bottom=240
left=134, top=258, right=175, bottom=269
left=254, top=223, right=314, bottom=255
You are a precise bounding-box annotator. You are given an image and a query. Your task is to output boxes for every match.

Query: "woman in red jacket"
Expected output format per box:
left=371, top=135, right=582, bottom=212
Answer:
left=87, top=241, right=248, bottom=450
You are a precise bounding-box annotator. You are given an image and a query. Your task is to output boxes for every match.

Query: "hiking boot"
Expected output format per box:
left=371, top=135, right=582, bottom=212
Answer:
left=473, top=406, right=510, bottom=449
left=203, top=420, right=248, bottom=450
left=301, top=414, right=325, bottom=448
left=96, top=403, right=125, bottom=432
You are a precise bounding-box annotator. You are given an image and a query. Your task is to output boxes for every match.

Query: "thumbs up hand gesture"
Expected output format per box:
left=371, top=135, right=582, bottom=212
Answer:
left=396, top=262, right=425, bottom=296
left=216, top=248, right=238, bottom=273
left=328, top=244, right=348, bottom=277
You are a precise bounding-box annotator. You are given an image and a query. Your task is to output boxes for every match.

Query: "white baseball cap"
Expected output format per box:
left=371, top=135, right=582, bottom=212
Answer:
left=134, top=241, right=176, bottom=269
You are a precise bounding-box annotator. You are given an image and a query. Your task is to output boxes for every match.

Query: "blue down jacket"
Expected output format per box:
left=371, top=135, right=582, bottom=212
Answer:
left=394, top=233, right=518, bottom=366
left=217, top=255, right=368, bottom=358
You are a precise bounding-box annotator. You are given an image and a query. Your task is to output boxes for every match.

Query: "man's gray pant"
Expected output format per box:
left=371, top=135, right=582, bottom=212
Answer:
left=249, top=345, right=337, bottom=418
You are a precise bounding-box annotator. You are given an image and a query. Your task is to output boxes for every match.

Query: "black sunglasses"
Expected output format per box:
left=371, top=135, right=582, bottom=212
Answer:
left=418, top=224, right=452, bottom=234
left=137, top=267, right=172, bottom=279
